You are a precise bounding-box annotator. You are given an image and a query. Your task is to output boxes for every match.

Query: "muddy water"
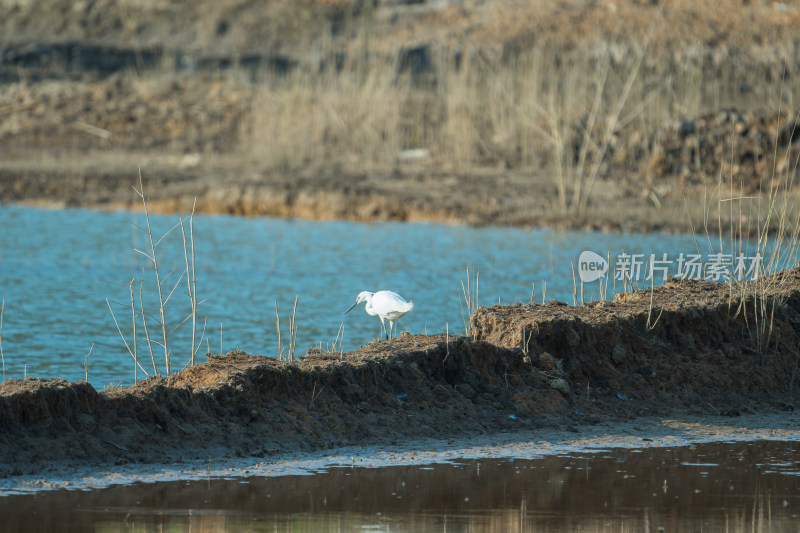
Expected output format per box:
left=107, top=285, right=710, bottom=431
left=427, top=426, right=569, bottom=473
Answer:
left=1, top=440, right=798, bottom=531
left=0, top=206, right=773, bottom=386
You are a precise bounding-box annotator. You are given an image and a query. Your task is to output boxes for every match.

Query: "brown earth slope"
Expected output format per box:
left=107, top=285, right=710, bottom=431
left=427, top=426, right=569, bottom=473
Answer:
left=1, top=268, right=799, bottom=477
left=2, top=1, right=800, bottom=232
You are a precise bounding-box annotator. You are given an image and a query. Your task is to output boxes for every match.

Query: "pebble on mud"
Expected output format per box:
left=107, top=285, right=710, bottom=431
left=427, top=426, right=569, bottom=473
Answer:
left=455, top=383, right=477, bottom=399
left=549, top=378, right=570, bottom=394
left=611, top=344, right=627, bottom=365
left=537, top=352, right=563, bottom=375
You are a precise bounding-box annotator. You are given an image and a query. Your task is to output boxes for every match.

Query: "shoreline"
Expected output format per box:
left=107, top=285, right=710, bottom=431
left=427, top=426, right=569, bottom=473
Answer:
left=3, top=412, right=798, bottom=496
left=0, top=154, right=786, bottom=237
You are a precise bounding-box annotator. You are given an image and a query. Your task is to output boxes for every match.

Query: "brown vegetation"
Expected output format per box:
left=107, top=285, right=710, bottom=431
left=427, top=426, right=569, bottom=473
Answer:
left=2, top=1, right=800, bottom=230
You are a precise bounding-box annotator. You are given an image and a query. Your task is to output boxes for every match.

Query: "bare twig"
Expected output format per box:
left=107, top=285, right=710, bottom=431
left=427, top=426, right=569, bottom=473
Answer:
left=310, top=381, right=323, bottom=408
left=84, top=343, right=94, bottom=383
left=106, top=297, right=150, bottom=379
left=139, top=273, right=158, bottom=376
left=289, top=295, right=299, bottom=361
left=443, top=322, right=450, bottom=364
left=1, top=293, right=5, bottom=382
left=133, top=169, right=171, bottom=374
left=333, top=321, right=345, bottom=360
left=181, top=198, right=200, bottom=365
left=129, top=279, right=137, bottom=383
left=460, top=266, right=479, bottom=338
left=571, top=262, right=578, bottom=306
left=646, top=259, right=664, bottom=331
left=275, top=300, right=283, bottom=360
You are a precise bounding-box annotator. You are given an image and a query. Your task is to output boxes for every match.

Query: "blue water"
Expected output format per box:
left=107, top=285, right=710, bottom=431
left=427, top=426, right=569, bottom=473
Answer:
left=0, top=206, right=787, bottom=387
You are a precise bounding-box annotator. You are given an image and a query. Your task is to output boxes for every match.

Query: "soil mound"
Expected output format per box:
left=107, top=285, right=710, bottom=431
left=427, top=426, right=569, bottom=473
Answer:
left=473, top=272, right=800, bottom=416
left=2, top=269, right=800, bottom=476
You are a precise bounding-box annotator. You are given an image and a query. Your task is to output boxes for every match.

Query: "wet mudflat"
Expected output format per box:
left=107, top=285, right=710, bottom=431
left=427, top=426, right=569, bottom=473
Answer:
left=2, top=440, right=799, bottom=532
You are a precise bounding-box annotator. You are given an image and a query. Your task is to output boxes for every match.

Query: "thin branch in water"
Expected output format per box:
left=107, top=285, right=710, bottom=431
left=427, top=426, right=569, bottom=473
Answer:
left=106, top=297, right=150, bottom=379
left=134, top=168, right=171, bottom=374
left=195, top=316, right=208, bottom=359
left=571, top=262, right=578, bottom=306
left=84, top=343, right=94, bottom=383
left=129, top=279, right=137, bottom=383
left=139, top=272, right=158, bottom=377
left=1, top=293, right=5, bottom=383
left=162, top=270, right=187, bottom=308
left=181, top=198, right=199, bottom=365
left=152, top=219, right=185, bottom=250
left=275, top=300, right=283, bottom=360
left=289, top=296, right=299, bottom=361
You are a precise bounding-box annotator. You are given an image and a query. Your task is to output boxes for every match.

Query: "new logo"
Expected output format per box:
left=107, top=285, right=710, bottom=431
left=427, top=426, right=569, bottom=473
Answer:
left=578, top=251, right=609, bottom=283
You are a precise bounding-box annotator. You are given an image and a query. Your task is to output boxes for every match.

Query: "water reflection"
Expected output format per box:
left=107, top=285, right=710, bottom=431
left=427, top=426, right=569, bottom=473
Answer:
left=2, top=440, right=798, bottom=531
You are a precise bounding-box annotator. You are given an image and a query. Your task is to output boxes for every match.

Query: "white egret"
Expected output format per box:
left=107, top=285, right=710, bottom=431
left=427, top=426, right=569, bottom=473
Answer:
left=346, top=290, right=414, bottom=340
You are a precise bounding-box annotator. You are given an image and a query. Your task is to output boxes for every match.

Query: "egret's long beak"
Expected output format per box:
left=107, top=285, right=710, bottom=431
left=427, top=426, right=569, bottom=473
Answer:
left=345, top=300, right=359, bottom=315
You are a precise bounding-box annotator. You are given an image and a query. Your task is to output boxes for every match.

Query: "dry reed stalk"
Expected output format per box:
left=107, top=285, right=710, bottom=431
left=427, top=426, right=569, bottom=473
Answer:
left=333, top=321, right=345, bottom=360
left=236, top=36, right=800, bottom=229
left=246, top=55, right=406, bottom=172
left=133, top=170, right=172, bottom=374
left=704, top=100, right=800, bottom=356
left=460, top=265, right=479, bottom=338
left=121, top=172, right=205, bottom=376
left=289, top=295, right=298, bottom=361
left=106, top=295, right=150, bottom=380
left=1, top=293, right=5, bottom=382
left=84, top=343, right=94, bottom=383
left=570, top=262, right=577, bottom=306
left=275, top=300, right=282, bottom=360
left=180, top=198, right=201, bottom=365
left=646, top=258, right=664, bottom=331
left=129, top=279, right=137, bottom=382
left=577, top=42, right=650, bottom=216
left=443, top=322, right=449, bottom=363
left=139, top=274, right=158, bottom=376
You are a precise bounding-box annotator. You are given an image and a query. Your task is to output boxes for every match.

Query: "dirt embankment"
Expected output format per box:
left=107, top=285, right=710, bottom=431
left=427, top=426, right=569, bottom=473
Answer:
left=2, top=106, right=799, bottom=233
left=2, top=269, right=800, bottom=477
left=2, top=1, right=800, bottom=232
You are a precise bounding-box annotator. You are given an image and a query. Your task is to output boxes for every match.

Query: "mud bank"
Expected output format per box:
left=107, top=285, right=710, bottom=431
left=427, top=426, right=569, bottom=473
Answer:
left=3, top=1, right=800, bottom=233
left=2, top=106, right=799, bottom=234
left=2, top=269, right=800, bottom=479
